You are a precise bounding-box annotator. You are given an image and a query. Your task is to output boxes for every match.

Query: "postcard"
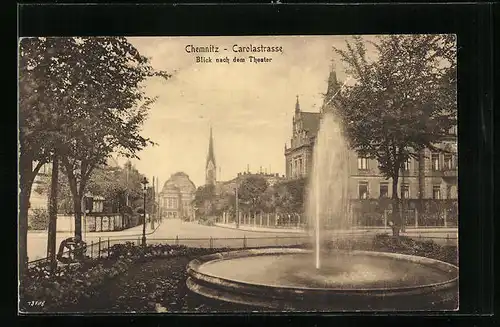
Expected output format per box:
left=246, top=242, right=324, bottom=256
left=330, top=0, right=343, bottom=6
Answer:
left=18, top=35, right=458, bottom=313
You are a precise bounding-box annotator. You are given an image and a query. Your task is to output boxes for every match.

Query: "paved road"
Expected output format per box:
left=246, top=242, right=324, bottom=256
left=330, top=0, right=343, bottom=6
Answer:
left=27, top=219, right=458, bottom=261
left=27, top=219, right=308, bottom=261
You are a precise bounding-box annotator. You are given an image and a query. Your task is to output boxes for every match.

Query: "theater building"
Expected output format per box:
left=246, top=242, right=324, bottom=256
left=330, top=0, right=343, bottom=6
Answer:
left=159, top=172, right=196, bottom=220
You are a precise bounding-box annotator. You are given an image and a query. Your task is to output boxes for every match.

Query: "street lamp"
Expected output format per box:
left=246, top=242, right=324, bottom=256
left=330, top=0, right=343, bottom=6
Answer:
left=235, top=187, right=239, bottom=229
left=141, top=177, right=149, bottom=246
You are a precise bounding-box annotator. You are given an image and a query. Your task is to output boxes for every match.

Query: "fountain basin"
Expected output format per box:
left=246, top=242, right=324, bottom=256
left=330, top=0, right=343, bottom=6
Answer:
left=186, top=248, right=458, bottom=311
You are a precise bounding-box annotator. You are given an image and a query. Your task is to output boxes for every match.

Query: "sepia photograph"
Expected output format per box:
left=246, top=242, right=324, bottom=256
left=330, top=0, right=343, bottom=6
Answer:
left=18, top=35, right=458, bottom=313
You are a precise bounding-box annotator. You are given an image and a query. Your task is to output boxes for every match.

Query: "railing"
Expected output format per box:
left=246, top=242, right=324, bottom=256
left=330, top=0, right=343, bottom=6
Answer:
left=27, top=232, right=457, bottom=269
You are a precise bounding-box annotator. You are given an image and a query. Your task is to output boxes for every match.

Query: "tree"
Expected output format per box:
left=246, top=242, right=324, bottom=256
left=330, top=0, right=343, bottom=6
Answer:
left=192, top=184, right=216, bottom=217
left=41, top=37, right=169, bottom=239
left=332, top=35, right=457, bottom=236
left=19, top=37, right=169, bottom=280
left=260, top=186, right=277, bottom=213
left=273, top=178, right=307, bottom=215
left=18, top=38, right=71, bottom=278
left=238, top=176, right=269, bottom=217
left=46, top=154, right=59, bottom=270
left=214, top=191, right=236, bottom=217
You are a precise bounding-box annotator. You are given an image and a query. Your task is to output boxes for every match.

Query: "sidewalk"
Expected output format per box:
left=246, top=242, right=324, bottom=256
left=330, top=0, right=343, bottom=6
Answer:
left=214, top=223, right=371, bottom=234
left=215, top=223, right=307, bottom=234
left=214, top=223, right=457, bottom=235
left=28, top=222, right=162, bottom=239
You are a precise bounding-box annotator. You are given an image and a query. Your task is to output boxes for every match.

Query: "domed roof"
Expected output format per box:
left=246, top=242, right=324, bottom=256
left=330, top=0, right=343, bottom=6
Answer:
left=161, top=172, right=196, bottom=194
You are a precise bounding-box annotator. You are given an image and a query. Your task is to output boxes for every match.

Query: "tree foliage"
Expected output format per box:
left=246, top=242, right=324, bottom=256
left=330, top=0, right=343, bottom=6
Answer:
left=20, top=37, right=169, bottom=237
left=87, top=161, right=148, bottom=213
left=192, top=184, right=216, bottom=217
left=238, top=176, right=269, bottom=214
left=272, top=178, right=307, bottom=214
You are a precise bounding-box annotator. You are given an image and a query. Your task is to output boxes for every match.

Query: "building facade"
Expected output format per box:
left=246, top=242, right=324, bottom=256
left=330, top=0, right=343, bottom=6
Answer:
left=284, top=96, right=319, bottom=180
left=284, top=73, right=458, bottom=202
left=159, top=172, right=196, bottom=220
left=215, top=171, right=287, bottom=197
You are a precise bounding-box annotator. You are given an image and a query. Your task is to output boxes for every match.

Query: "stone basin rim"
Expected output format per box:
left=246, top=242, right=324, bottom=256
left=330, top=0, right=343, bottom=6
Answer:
left=187, top=248, right=458, bottom=293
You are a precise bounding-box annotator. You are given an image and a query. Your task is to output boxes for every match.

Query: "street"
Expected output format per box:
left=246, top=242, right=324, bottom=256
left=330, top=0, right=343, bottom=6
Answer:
left=27, top=219, right=305, bottom=261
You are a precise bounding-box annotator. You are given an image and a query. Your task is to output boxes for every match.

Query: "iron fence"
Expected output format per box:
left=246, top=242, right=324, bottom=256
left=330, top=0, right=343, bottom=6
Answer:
left=27, top=233, right=457, bottom=269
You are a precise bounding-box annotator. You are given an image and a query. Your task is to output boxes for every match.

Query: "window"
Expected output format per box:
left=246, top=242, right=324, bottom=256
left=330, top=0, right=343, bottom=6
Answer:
left=379, top=183, right=389, bottom=198
left=401, top=184, right=410, bottom=199
left=433, top=185, right=441, bottom=199
left=167, top=198, right=173, bottom=208
left=431, top=153, right=440, bottom=171
left=358, top=182, right=369, bottom=199
left=403, top=158, right=411, bottom=171
left=444, top=154, right=453, bottom=170
left=357, top=157, right=368, bottom=170
left=449, top=126, right=457, bottom=135
left=298, top=158, right=303, bottom=176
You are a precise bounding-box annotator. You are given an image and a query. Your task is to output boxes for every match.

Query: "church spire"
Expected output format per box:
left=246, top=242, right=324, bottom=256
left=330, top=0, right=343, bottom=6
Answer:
left=295, top=95, right=301, bottom=113
left=322, top=65, right=342, bottom=113
left=206, top=126, right=216, bottom=168
left=205, top=126, right=216, bottom=185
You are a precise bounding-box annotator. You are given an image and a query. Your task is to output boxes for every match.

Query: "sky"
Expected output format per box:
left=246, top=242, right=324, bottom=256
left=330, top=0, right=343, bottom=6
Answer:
left=122, top=35, right=377, bottom=189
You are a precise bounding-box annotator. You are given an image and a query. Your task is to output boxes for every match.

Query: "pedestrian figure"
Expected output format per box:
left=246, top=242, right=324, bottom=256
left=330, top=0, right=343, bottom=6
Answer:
left=57, top=235, right=87, bottom=264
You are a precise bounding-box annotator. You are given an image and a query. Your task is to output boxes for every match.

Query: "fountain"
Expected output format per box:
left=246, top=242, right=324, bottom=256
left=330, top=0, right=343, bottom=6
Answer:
left=306, top=112, right=351, bottom=269
left=186, top=112, right=458, bottom=311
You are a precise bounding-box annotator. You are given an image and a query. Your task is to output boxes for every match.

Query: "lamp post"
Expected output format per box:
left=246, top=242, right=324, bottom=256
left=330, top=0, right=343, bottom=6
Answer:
left=235, top=187, right=239, bottom=228
left=141, top=177, right=149, bottom=246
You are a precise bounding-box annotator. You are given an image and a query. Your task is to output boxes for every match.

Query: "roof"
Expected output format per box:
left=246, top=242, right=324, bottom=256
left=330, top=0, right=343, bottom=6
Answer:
left=161, top=172, right=196, bottom=194
left=301, top=112, right=321, bottom=137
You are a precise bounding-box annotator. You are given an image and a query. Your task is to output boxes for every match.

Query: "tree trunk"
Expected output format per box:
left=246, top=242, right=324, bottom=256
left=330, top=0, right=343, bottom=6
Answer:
left=61, top=158, right=92, bottom=240
left=47, top=153, right=59, bottom=271
left=65, top=170, right=83, bottom=239
left=18, top=155, right=41, bottom=287
left=391, top=174, right=401, bottom=237
left=73, top=195, right=83, bottom=239
left=417, top=149, right=425, bottom=226
left=18, top=183, right=31, bottom=286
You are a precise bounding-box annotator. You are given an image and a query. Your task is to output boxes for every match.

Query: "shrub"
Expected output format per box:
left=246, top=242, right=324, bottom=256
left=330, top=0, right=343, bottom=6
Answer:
left=20, top=244, right=241, bottom=312
left=29, top=209, right=49, bottom=230
left=371, top=233, right=457, bottom=265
